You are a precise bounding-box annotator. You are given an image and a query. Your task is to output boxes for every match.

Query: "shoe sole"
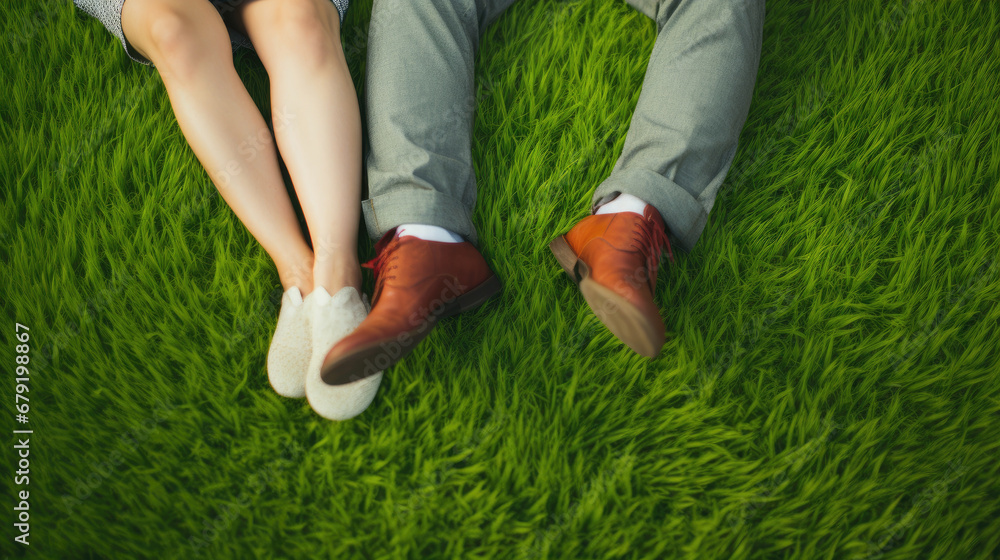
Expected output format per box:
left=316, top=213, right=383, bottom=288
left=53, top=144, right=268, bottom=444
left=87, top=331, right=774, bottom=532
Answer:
left=549, top=235, right=664, bottom=357
left=320, top=274, right=503, bottom=385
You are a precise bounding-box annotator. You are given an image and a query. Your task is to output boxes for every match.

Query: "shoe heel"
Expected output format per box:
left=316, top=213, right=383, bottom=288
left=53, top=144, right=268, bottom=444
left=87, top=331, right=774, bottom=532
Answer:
left=454, top=274, right=502, bottom=314
left=549, top=236, right=580, bottom=282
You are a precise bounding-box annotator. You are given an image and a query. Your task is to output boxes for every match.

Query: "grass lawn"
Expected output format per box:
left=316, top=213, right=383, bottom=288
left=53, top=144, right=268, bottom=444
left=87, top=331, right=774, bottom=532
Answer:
left=2, top=0, right=999, bottom=558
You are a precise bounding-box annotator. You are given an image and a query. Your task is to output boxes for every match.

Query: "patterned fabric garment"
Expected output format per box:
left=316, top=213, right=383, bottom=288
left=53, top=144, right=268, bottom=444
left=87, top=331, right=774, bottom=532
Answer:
left=72, top=0, right=349, bottom=65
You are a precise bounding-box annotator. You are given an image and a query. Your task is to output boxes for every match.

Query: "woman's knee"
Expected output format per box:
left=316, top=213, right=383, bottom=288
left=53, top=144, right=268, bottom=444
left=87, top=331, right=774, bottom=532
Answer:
left=123, top=0, right=229, bottom=77
left=259, top=0, right=341, bottom=69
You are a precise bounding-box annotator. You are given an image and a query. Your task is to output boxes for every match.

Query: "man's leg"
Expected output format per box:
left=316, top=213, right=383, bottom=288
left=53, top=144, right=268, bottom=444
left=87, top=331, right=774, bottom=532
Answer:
left=362, top=0, right=519, bottom=246
left=321, top=0, right=516, bottom=384
left=551, top=0, right=764, bottom=357
left=594, top=0, right=765, bottom=252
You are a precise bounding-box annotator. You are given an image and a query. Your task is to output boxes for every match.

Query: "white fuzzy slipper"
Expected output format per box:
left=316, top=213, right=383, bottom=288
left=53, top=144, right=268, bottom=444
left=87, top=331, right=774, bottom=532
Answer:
left=267, top=286, right=313, bottom=398
left=305, top=287, right=384, bottom=420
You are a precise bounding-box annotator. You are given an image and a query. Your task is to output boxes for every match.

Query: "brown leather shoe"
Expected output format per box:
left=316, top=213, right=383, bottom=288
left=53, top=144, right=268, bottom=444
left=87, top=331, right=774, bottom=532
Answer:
left=320, top=228, right=501, bottom=385
left=549, top=206, right=673, bottom=357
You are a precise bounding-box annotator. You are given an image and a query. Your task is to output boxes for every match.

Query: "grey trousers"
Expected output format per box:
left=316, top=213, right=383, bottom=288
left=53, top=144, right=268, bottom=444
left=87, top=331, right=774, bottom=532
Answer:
left=362, top=0, right=764, bottom=252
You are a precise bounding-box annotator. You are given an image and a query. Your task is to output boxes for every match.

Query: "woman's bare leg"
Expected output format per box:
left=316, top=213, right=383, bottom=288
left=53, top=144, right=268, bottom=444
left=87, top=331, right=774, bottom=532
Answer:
left=121, top=0, right=315, bottom=293
left=234, top=0, right=363, bottom=295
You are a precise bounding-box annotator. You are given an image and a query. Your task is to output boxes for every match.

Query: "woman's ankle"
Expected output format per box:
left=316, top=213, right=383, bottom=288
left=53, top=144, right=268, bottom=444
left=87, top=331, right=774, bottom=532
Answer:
left=281, top=275, right=314, bottom=296
left=313, top=260, right=362, bottom=295
left=277, top=255, right=316, bottom=295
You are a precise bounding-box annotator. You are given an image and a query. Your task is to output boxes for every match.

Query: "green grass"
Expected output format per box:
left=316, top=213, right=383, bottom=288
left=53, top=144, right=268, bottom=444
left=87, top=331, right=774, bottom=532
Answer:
left=2, top=0, right=1000, bottom=558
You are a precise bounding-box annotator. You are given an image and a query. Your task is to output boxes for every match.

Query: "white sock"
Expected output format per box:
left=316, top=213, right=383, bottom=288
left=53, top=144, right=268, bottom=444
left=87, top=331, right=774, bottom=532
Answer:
left=595, top=193, right=650, bottom=217
left=397, top=224, right=463, bottom=243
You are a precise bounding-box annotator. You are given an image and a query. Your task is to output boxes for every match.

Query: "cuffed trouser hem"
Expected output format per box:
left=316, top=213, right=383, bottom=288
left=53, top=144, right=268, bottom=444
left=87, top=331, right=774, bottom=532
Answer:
left=362, top=187, right=479, bottom=246
left=592, top=168, right=709, bottom=253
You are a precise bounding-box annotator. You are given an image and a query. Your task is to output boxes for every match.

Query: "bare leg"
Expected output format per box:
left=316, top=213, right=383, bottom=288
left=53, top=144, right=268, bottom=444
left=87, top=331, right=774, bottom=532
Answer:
left=235, top=0, right=363, bottom=295
left=121, top=0, right=315, bottom=293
